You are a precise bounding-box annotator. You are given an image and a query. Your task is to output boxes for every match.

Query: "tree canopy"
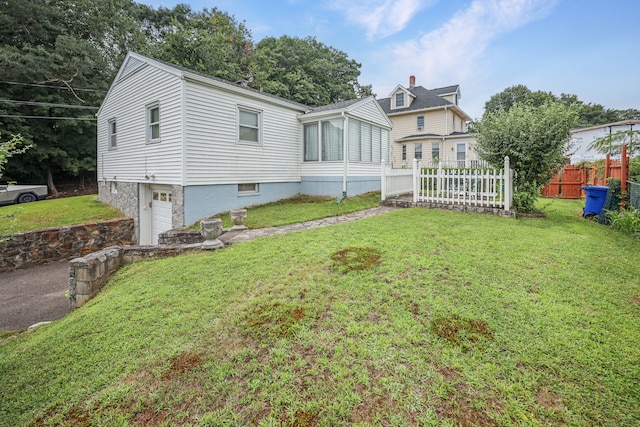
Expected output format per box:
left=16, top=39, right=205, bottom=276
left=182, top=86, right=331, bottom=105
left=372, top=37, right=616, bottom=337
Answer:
left=484, top=85, right=639, bottom=128
left=0, top=1, right=372, bottom=189
left=251, top=36, right=373, bottom=107
left=476, top=101, right=579, bottom=212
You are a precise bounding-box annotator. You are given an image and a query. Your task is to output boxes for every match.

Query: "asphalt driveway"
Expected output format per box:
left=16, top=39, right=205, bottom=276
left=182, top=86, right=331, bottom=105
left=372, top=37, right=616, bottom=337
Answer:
left=0, top=261, right=70, bottom=331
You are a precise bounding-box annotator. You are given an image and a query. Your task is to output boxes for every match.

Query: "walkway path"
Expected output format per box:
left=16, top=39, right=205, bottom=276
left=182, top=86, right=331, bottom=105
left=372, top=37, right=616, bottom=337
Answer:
left=0, top=205, right=399, bottom=331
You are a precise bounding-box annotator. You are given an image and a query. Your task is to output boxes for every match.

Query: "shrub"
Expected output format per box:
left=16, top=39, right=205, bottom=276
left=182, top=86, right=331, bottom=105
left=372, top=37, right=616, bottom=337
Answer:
left=606, top=206, right=640, bottom=238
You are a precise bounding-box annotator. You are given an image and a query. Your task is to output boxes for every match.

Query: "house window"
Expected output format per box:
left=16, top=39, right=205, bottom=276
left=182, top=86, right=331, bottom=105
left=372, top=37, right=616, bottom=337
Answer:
left=414, top=143, right=422, bottom=160
left=108, top=119, right=117, bottom=149
left=147, top=104, right=160, bottom=143
left=402, top=144, right=407, bottom=161
left=304, top=123, right=319, bottom=161
left=395, top=92, right=404, bottom=108
left=457, top=143, right=466, bottom=163
left=321, top=119, right=343, bottom=161
left=238, top=107, right=261, bottom=144
left=453, top=115, right=456, bottom=131
left=432, top=143, right=440, bottom=161
left=417, top=115, right=424, bottom=131
left=238, top=183, right=259, bottom=194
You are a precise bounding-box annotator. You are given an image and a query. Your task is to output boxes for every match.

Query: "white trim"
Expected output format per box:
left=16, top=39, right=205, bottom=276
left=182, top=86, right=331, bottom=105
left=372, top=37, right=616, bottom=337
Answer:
left=108, top=118, right=117, bottom=150
left=146, top=102, right=160, bottom=144
left=237, top=105, right=262, bottom=145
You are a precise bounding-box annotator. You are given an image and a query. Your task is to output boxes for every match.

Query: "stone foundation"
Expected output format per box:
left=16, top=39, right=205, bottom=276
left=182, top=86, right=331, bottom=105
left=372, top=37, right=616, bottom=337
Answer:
left=0, top=219, right=135, bottom=272
left=380, top=198, right=516, bottom=218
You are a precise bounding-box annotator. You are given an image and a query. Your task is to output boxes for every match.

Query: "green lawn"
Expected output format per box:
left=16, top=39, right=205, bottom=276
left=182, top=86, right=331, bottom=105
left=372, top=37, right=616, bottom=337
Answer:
left=0, top=195, right=125, bottom=235
left=1, top=199, right=639, bottom=426
left=195, top=192, right=382, bottom=229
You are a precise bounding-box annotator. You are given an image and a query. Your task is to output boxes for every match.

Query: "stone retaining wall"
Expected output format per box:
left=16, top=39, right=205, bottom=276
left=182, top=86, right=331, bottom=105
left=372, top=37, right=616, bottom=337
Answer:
left=380, top=199, right=516, bottom=218
left=0, top=219, right=135, bottom=272
left=69, top=244, right=203, bottom=308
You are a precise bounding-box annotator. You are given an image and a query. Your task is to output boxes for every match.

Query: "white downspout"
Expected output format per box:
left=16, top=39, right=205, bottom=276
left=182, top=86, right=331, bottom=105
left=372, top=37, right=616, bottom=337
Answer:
left=338, top=111, right=348, bottom=202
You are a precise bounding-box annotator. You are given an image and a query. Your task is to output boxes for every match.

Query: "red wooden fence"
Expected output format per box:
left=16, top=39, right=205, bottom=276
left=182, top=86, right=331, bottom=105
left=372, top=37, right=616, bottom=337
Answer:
left=542, top=145, right=630, bottom=199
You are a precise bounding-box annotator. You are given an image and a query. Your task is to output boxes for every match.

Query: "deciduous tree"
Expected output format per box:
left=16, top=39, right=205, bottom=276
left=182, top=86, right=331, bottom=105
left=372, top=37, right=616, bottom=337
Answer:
left=476, top=102, right=578, bottom=212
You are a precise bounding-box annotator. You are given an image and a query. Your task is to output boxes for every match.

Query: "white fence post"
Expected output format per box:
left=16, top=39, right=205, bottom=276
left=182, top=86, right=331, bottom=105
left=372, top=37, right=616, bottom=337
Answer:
left=504, top=156, right=511, bottom=212
left=413, top=158, right=420, bottom=203
left=381, top=159, right=386, bottom=201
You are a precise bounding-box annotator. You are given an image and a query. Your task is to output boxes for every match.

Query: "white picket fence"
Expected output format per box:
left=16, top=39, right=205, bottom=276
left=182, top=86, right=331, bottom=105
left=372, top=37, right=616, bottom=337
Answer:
left=381, top=157, right=513, bottom=211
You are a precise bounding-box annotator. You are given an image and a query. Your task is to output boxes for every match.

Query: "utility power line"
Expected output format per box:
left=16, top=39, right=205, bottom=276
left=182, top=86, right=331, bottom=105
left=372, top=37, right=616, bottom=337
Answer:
left=0, top=81, right=106, bottom=93
left=0, top=114, right=96, bottom=121
left=0, top=99, right=99, bottom=110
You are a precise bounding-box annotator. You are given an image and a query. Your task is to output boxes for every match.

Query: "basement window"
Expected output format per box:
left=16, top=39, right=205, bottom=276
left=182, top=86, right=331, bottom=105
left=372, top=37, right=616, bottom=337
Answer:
left=238, top=183, right=259, bottom=195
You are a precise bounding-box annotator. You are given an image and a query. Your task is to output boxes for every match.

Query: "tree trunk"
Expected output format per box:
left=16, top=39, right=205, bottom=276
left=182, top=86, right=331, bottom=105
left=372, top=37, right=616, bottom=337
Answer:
left=47, top=166, right=59, bottom=196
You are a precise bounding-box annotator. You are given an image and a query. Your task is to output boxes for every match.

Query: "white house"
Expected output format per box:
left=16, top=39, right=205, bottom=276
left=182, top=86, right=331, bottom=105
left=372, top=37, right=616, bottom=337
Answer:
left=96, top=52, right=392, bottom=244
left=568, top=120, right=640, bottom=164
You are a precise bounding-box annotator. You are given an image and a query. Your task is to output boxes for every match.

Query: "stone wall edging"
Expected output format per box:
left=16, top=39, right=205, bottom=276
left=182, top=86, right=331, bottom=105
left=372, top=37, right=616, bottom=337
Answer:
left=380, top=199, right=516, bottom=218
left=0, top=218, right=135, bottom=273
left=69, top=243, right=205, bottom=309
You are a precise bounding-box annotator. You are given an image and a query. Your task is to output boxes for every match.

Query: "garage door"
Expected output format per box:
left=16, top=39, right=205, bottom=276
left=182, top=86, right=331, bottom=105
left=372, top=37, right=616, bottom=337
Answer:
left=151, top=188, right=172, bottom=244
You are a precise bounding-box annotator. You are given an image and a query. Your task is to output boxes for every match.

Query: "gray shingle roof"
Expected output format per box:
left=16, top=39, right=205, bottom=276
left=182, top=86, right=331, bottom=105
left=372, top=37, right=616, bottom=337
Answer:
left=430, top=85, right=460, bottom=96
left=307, top=98, right=362, bottom=113
left=378, top=86, right=453, bottom=114
left=397, top=131, right=472, bottom=141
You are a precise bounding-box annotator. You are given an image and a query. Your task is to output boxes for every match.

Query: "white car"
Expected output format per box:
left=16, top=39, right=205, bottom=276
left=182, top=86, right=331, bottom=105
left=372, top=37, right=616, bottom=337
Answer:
left=0, top=184, right=48, bottom=206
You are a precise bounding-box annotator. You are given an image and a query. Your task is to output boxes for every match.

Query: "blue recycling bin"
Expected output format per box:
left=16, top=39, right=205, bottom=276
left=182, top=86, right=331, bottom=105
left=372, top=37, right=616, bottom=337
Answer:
left=582, top=185, right=609, bottom=217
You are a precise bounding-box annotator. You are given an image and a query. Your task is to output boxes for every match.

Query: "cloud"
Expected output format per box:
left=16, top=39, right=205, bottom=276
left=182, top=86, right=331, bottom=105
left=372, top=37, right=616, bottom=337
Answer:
left=391, top=0, right=558, bottom=84
left=331, top=0, right=431, bottom=39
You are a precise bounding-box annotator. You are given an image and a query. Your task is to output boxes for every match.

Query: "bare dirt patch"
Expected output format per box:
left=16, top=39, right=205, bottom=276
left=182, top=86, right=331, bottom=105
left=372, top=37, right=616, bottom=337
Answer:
left=330, top=247, right=381, bottom=273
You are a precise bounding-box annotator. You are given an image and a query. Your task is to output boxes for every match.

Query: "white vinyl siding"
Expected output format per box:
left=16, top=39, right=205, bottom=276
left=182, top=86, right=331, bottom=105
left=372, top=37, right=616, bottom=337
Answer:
left=182, top=79, right=304, bottom=185
left=97, top=63, right=184, bottom=185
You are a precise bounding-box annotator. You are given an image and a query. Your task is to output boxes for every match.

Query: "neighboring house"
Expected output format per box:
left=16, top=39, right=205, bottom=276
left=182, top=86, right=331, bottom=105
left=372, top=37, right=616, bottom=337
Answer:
left=97, top=52, right=392, bottom=244
left=568, top=120, right=640, bottom=164
left=378, top=76, right=478, bottom=168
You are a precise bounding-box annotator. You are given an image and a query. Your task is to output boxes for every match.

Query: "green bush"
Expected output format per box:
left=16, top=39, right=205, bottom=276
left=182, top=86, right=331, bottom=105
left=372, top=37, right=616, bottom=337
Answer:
left=630, top=156, right=640, bottom=182
left=606, top=206, right=640, bottom=238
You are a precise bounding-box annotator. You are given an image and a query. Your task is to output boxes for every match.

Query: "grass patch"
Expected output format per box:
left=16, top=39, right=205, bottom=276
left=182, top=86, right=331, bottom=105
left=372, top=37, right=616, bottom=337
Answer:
left=330, top=246, right=382, bottom=273
left=2, top=199, right=640, bottom=426
left=0, top=195, right=125, bottom=235
left=190, top=192, right=381, bottom=229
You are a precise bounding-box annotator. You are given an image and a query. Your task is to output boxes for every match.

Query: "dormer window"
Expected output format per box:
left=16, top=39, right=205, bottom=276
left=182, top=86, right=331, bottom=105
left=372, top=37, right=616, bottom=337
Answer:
left=395, top=92, right=405, bottom=108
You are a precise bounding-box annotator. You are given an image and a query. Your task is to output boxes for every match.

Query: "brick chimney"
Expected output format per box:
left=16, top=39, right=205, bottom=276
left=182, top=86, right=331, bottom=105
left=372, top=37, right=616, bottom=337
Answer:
left=409, top=75, right=415, bottom=89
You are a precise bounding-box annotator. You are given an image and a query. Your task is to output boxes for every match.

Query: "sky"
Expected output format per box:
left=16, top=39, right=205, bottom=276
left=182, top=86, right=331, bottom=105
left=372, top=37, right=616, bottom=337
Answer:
left=138, top=0, right=640, bottom=120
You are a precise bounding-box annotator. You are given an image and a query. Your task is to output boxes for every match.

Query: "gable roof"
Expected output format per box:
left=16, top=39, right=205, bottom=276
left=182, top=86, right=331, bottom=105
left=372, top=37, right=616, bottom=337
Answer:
left=377, top=85, right=471, bottom=121
left=101, top=52, right=312, bottom=116
left=430, top=85, right=460, bottom=97
left=300, top=96, right=393, bottom=128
